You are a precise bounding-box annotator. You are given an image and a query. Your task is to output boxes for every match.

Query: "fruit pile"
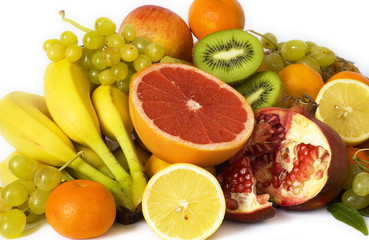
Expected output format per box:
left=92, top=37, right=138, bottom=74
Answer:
left=1, top=0, right=369, bottom=239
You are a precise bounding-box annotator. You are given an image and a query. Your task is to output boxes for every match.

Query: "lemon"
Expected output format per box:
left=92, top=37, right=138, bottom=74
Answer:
left=142, top=163, right=225, bottom=240
left=315, top=79, right=369, bottom=146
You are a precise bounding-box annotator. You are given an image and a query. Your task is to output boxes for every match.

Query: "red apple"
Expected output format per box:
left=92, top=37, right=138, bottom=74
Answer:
left=120, top=5, right=194, bottom=62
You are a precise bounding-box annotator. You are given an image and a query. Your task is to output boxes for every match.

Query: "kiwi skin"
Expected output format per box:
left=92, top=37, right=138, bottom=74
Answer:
left=193, top=29, right=264, bottom=84
left=235, top=71, right=285, bottom=110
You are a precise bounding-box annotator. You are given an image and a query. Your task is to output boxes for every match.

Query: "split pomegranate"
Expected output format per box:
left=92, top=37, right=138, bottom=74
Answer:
left=244, top=96, right=348, bottom=210
left=217, top=154, right=276, bottom=223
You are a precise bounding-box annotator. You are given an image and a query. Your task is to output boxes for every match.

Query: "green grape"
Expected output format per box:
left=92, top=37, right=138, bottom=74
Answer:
left=16, top=201, right=28, bottom=212
left=99, top=69, right=116, bottom=85
left=0, top=188, right=11, bottom=214
left=92, top=50, right=107, bottom=70
left=120, top=23, right=136, bottom=42
left=83, top=30, right=105, bottom=50
left=116, top=69, right=134, bottom=93
left=343, top=164, right=364, bottom=190
left=160, top=56, right=176, bottom=63
left=60, top=30, right=78, bottom=47
left=144, top=42, right=165, bottom=62
left=33, top=166, right=61, bottom=191
left=261, top=33, right=278, bottom=50
left=305, top=41, right=317, bottom=53
left=131, top=36, right=150, bottom=54
left=8, top=154, right=38, bottom=180
left=24, top=209, right=39, bottom=223
left=309, top=46, right=336, bottom=67
left=280, top=40, right=308, bottom=61
left=296, top=55, right=320, bottom=73
left=14, top=180, right=36, bottom=194
left=133, top=54, right=152, bottom=72
left=95, top=17, right=116, bottom=36
left=120, top=44, right=139, bottom=62
left=80, top=47, right=95, bottom=69
left=111, top=62, right=129, bottom=81
left=43, top=39, right=62, bottom=52
left=47, top=43, right=66, bottom=62
left=264, top=52, right=285, bottom=72
left=88, top=68, right=102, bottom=85
left=28, top=189, right=50, bottom=215
left=106, top=33, right=125, bottom=48
left=65, top=44, right=83, bottom=62
left=1, top=182, right=29, bottom=207
left=0, top=209, right=26, bottom=239
left=352, top=172, right=369, bottom=196
left=102, top=47, right=121, bottom=66
left=342, top=188, right=369, bottom=210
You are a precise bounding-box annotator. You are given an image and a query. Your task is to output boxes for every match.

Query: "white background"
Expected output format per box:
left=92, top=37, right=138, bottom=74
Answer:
left=0, top=0, right=369, bottom=239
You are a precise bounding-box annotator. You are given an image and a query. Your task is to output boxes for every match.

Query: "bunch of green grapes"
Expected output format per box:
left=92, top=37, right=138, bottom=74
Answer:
left=43, top=14, right=180, bottom=92
left=341, top=150, right=369, bottom=210
left=256, top=32, right=336, bottom=73
left=0, top=155, right=61, bottom=238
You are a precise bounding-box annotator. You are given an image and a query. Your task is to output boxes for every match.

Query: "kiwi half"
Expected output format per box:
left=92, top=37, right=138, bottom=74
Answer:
left=193, top=29, right=264, bottom=84
left=235, top=71, right=282, bottom=110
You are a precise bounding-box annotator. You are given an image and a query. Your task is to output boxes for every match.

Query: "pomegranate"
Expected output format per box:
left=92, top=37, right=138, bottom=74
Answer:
left=244, top=96, right=348, bottom=210
left=217, top=154, right=276, bottom=223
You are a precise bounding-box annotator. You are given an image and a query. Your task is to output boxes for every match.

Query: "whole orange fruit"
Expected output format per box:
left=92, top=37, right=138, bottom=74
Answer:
left=278, top=64, right=324, bottom=99
left=45, top=179, right=116, bottom=239
left=188, top=0, right=245, bottom=40
left=326, top=71, right=369, bottom=86
left=347, top=146, right=369, bottom=167
left=129, top=63, right=255, bottom=167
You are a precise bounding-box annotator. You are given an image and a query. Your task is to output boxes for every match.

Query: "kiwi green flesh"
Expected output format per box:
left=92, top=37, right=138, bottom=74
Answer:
left=235, top=71, right=281, bottom=111
left=193, top=29, right=264, bottom=84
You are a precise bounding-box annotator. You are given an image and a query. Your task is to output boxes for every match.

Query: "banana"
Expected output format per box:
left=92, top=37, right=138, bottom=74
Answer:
left=0, top=152, right=19, bottom=186
left=0, top=91, right=131, bottom=209
left=43, top=59, right=135, bottom=210
left=92, top=85, right=147, bottom=206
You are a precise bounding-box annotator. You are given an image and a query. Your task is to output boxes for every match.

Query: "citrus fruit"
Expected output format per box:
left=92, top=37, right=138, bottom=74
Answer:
left=326, top=71, right=369, bottom=86
left=144, top=154, right=216, bottom=178
left=277, top=64, right=324, bottom=99
left=347, top=146, right=369, bottom=166
left=188, top=0, right=245, bottom=40
left=45, top=179, right=116, bottom=239
left=142, top=163, right=225, bottom=240
left=129, top=63, right=255, bottom=167
left=315, top=79, right=369, bottom=146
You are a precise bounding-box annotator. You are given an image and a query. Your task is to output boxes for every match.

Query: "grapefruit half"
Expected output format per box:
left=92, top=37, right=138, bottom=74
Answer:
left=129, top=63, right=254, bottom=167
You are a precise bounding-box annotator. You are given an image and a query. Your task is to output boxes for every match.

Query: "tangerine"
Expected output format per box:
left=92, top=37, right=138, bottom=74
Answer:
left=278, top=64, right=324, bottom=99
left=346, top=146, right=369, bottom=168
left=188, top=0, right=245, bottom=40
left=45, top=179, right=116, bottom=239
left=326, top=71, right=369, bottom=86
left=129, top=63, right=255, bottom=167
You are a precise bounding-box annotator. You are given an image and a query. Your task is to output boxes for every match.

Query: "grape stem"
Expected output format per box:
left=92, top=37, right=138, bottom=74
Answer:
left=59, top=10, right=92, bottom=33
left=246, top=30, right=279, bottom=50
left=353, top=148, right=369, bottom=171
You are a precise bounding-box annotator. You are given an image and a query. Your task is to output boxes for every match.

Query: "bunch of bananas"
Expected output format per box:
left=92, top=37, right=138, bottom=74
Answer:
left=0, top=59, right=147, bottom=222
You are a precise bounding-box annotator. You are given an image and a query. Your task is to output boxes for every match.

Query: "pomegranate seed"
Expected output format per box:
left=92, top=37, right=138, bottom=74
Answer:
left=315, top=170, right=324, bottom=179
left=226, top=198, right=238, bottom=210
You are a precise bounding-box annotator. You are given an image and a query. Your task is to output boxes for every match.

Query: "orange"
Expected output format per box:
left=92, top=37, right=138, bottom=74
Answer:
left=142, top=163, right=225, bottom=240
left=45, top=179, right=116, bottom=239
left=326, top=71, right=369, bottom=86
left=129, top=63, right=255, bottom=167
left=278, top=64, right=324, bottom=99
left=188, top=0, right=245, bottom=40
left=347, top=146, right=369, bottom=165
left=144, top=154, right=216, bottom=178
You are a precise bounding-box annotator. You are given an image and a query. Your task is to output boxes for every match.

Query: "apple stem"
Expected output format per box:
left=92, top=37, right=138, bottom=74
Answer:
left=59, top=10, right=92, bottom=33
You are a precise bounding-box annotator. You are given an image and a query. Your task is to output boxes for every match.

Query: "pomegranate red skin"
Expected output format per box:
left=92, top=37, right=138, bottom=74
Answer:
left=225, top=204, right=276, bottom=223
left=282, top=118, right=348, bottom=211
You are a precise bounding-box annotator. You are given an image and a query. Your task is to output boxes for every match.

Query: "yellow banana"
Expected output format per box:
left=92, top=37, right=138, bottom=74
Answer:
left=0, top=91, right=131, bottom=209
left=0, top=152, right=19, bottom=186
left=43, top=59, right=135, bottom=211
left=92, top=85, right=147, bottom=206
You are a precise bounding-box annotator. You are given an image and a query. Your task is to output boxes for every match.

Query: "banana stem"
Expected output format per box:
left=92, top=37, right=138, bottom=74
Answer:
left=68, top=156, right=135, bottom=211
left=115, top=124, right=147, bottom=207
left=59, top=10, right=92, bottom=33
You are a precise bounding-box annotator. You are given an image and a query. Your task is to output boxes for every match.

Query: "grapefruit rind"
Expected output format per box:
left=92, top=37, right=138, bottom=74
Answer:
left=129, top=63, right=255, bottom=167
